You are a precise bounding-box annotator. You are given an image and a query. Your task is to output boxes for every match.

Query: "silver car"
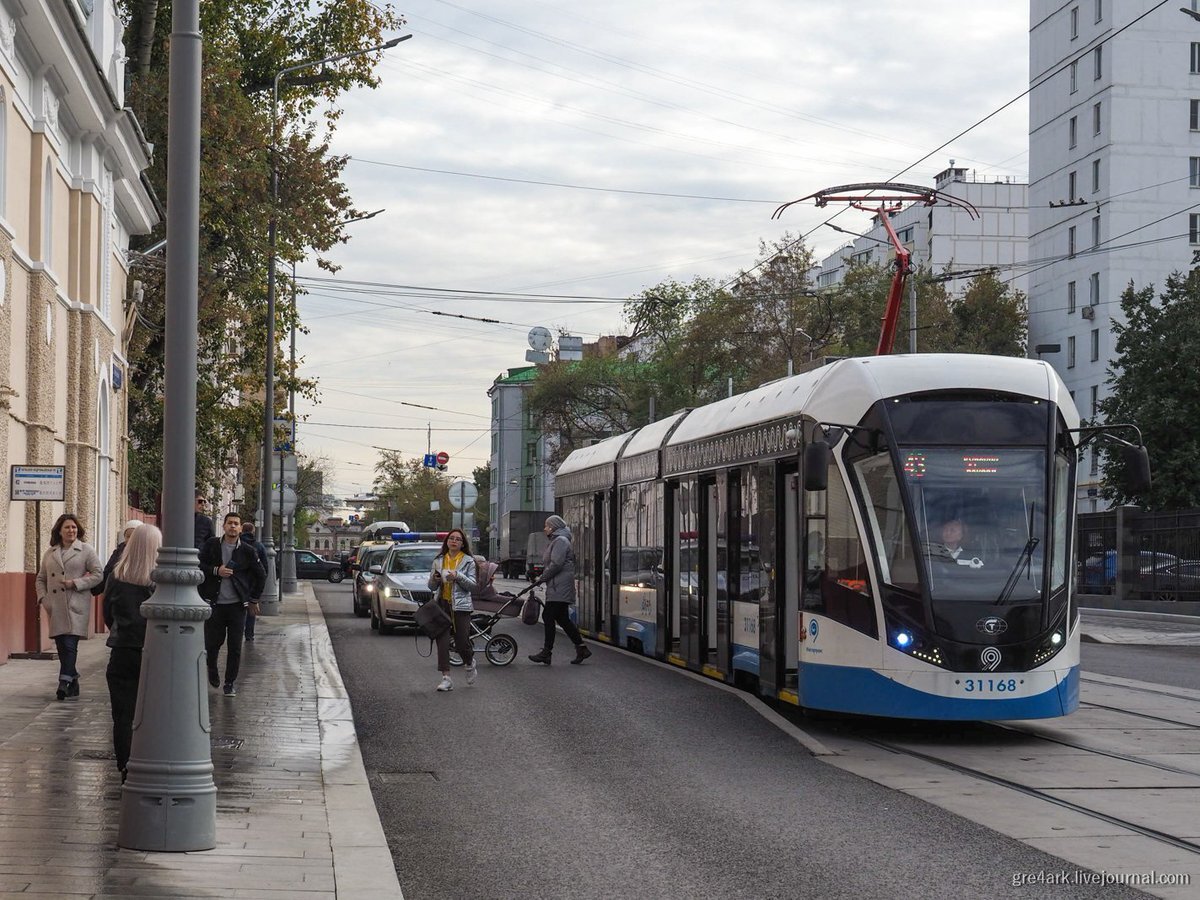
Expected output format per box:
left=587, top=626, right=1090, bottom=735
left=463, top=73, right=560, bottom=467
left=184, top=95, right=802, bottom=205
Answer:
left=369, top=542, right=441, bottom=635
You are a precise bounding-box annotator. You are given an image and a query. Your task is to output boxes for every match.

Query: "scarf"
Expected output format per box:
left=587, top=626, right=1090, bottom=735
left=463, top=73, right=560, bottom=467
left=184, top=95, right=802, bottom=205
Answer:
left=440, top=551, right=464, bottom=603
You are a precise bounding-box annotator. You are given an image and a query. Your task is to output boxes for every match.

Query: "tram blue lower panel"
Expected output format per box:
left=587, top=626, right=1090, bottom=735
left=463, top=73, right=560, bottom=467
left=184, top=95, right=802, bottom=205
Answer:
left=800, top=664, right=1080, bottom=719
left=617, top=617, right=655, bottom=655
left=731, top=644, right=759, bottom=676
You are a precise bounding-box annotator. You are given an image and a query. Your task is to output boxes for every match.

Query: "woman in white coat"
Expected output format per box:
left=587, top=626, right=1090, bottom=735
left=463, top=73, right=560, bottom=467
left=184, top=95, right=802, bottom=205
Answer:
left=36, top=513, right=103, bottom=700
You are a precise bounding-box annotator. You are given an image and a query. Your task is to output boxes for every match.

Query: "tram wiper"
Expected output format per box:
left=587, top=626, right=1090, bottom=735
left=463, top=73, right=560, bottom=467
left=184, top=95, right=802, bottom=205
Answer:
left=996, top=536, right=1039, bottom=606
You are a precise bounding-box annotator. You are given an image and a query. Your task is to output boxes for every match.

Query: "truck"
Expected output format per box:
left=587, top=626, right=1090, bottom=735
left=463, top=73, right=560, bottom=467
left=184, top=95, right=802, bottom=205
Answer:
left=499, top=510, right=553, bottom=579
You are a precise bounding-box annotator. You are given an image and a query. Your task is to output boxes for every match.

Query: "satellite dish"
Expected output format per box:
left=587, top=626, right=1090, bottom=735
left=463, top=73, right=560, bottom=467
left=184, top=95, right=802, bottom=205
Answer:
left=528, top=326, right=553, bottom=352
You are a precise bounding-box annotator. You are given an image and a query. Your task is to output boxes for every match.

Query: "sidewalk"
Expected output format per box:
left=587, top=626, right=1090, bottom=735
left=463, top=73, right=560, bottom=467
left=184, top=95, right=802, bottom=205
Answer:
left=0, top=583, right=402, bottom=899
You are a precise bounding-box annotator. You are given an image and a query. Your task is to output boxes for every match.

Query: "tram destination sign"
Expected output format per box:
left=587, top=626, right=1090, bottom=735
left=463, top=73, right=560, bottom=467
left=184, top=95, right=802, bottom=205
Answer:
left=11, top=465, right=66, bottom=502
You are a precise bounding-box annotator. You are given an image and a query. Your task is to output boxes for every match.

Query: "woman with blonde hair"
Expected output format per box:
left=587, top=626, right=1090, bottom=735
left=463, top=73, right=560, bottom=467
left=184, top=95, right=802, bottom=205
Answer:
left=103, top=523, right=162, bottom=781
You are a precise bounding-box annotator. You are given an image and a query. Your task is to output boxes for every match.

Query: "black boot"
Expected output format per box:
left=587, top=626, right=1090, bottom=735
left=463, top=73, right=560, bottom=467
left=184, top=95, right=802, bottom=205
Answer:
left=571, top=644, right=592, bottom=665
left=528, top=648, right=552, bottom=665
left=55, top=683, right=67, bottom=701
left=66, top=679, right=80, bottom=699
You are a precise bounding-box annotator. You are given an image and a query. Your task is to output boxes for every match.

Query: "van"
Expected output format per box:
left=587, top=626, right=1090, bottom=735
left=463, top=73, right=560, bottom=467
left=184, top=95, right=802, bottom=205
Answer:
left=525, top=530, right=549, bottom=581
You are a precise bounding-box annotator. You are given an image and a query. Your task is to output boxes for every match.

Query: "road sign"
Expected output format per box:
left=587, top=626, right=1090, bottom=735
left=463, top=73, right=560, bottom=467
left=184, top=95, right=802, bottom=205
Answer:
left=11, top=466, right=65, bottom=502
left=272, top=486, right=297, bottom=516
left=271, top=452, right=298, bottom=486
left=423, top=453, right=437, bottom=468
left=273, top=417, right=295, bottom=452
left=448, top=479, right=478, bottom=510
left=435, top=450, right=450, bottom=466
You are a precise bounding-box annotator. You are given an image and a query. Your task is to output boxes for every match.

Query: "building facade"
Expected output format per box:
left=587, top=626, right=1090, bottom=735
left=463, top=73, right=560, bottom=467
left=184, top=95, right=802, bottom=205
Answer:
left=813, top=166, right=1029, bottom=304
left=1028, top=0, right=1196, bottom=508
left=487, top=366, right=555, bottom=561
left=0, top=0, right=157, bottom=661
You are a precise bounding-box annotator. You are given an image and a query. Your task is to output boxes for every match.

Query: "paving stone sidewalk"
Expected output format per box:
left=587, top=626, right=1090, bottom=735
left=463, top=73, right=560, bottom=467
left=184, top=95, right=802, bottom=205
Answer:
left=0, top=584, right=401, bottom=899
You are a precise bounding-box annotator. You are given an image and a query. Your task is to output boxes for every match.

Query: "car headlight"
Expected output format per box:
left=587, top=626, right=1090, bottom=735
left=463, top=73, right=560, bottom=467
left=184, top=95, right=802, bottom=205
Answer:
left=383, top=586, right=391, bottom=598
left=363, top=583, right=374, bottom=592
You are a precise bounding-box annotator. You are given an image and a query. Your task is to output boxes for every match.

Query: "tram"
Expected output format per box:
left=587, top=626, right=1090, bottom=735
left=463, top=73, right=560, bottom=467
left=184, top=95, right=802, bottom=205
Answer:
left=554, top=354, right=1149, bottom=720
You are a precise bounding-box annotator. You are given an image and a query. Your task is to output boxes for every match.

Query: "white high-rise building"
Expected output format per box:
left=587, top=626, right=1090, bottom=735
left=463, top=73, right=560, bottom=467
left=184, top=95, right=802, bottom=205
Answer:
left=1029, top=1, right=1196, bottom=507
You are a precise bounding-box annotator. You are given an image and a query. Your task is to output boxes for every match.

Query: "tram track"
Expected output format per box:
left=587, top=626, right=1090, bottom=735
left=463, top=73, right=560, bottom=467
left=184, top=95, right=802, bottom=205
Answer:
left=988, top=720, right=1200, bottom=779
left=1080, top=675, right=1200, bottom=705
left=862, top=735, right=1200, bottom=858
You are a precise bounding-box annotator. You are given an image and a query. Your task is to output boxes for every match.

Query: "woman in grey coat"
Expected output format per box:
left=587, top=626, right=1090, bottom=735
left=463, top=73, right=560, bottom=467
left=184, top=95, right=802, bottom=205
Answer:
left=36, top=513, right=104, bottom=700
left=528, top=515, right=592, bottom=665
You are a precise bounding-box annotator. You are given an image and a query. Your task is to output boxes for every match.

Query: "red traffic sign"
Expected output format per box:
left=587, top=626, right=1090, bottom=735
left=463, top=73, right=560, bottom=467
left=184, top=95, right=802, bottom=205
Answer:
left=435, top=451, right=450, bottom=466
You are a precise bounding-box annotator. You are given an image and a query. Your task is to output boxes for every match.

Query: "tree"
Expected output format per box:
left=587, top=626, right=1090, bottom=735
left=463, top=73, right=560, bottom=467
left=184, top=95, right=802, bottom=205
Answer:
left=120, top=0, right=404, bottom=501
left=372, top=453, right=452, bottom=531
left=946, top=271, right=1028, bottom=356
left=472, top=465, right=492, bottom=545
left=1097, top=272, right=1200, bottom=509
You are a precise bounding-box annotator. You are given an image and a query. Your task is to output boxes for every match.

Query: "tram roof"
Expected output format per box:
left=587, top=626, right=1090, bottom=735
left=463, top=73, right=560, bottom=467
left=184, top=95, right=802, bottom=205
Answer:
left=555, top=430, right=634, bottom=477
left=620, top=410, right=689, bottom=457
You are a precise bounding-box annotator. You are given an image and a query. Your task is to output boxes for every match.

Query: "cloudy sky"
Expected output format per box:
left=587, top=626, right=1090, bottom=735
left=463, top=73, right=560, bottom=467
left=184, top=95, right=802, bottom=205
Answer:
left=292, top=0, right=1030, bottom=496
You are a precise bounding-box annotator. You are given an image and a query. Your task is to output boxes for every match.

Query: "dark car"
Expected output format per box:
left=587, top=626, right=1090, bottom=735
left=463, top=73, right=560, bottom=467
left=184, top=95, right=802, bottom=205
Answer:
left=352, top=546, right=392, bottom=618
left=293, top=550, right=345, bottom=583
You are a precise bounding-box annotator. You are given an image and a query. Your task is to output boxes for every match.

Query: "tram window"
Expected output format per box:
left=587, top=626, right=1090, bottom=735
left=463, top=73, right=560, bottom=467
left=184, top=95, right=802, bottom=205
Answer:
left=1050, top=451, right=1071, bottom=596
left=822, top=471, right=876, bottom=636
left=853, top=450, right=919, bottom=592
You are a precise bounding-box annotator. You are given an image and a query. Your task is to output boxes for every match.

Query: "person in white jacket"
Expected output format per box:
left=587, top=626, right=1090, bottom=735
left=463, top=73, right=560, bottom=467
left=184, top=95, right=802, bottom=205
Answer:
left=36, top=513, right=103, bottom=700
left=427, top=529, right=478, bottom=692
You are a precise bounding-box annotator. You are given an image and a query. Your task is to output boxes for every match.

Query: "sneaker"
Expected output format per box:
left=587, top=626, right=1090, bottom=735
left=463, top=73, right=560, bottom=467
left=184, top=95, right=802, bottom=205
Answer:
left=223, top=683, right=237, bottom=696
left=465, top=661, right=478, bottom=686
left=436, top=676, right=453, bottom=692
left=207, top=668, right=220, bottom=688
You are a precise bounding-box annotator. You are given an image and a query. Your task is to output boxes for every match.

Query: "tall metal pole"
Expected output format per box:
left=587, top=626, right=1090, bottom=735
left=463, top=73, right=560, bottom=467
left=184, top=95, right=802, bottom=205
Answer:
left=281, top=261, right=298, bottom=593
left=908, top=274, right=918, bottom=354
left=258, top=35, right=410, bottom=615
left=119, top=0, right=216, bottom=851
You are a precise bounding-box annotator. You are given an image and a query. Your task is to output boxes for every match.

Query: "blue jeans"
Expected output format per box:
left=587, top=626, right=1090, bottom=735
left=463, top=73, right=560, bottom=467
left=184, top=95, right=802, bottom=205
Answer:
left=54, top=634, right=80, bottom=683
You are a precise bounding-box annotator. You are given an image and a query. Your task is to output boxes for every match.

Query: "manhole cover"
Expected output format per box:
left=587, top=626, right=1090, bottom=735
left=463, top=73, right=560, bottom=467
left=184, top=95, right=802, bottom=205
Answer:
left=212, top=737, right=244, bottom=750
left=375, top=771, right=438, bottom=784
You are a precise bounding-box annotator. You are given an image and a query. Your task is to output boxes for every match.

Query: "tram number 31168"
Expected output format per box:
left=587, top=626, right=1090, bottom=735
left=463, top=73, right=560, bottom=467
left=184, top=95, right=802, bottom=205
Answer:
left=960, top=678, right=1019, bottom=693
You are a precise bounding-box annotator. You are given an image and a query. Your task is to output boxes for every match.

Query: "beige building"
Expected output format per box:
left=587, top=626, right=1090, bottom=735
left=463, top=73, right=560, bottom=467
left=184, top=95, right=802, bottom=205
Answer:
left=0, top=0, right=157, bottom=661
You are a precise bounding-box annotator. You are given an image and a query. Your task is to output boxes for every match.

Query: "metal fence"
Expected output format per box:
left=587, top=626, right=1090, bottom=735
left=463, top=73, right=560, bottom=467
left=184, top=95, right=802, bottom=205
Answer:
left=1076, top=507, right=1200, bottom=602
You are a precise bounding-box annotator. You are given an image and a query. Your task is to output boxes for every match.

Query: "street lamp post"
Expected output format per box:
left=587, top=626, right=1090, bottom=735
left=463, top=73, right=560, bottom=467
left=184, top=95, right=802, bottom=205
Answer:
left=118, top=0, right=216, bottom=850
left=259, top=36, right=409, bottom=615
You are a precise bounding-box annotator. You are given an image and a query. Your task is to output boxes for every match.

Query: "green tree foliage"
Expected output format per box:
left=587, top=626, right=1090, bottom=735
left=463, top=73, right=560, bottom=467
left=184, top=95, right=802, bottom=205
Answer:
left=120, top=0, right=403, bottom=504
left=1097, top=272, right=1200, bottom=509
left=372, top=453, right=452, bottom=532
left=947, top=271, right=1028, bottom=356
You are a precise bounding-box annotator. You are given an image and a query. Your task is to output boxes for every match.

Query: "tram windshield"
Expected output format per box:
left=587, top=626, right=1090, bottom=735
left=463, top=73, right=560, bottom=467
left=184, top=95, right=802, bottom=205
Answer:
left=898, top=447, right=1047, bottom=604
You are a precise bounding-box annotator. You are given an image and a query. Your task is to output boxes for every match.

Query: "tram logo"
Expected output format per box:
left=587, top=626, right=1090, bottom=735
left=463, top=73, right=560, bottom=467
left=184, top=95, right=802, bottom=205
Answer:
left=808, top=619, right=819, bottom=641
left=980, top=647, right=1002, bottom=671
left=976, top=616, right=1008, bottom=636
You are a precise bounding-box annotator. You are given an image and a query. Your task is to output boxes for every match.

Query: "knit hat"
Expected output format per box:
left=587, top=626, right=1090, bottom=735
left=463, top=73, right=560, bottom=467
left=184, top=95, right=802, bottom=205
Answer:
left=123, top=520, right=144, bottom=533
left=545, top=514, right=568, bottom=531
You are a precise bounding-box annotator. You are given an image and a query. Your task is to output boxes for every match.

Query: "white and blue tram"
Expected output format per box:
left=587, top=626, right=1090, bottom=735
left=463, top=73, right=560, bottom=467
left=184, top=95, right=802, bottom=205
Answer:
left=554, top=354, right=1147, bottom=720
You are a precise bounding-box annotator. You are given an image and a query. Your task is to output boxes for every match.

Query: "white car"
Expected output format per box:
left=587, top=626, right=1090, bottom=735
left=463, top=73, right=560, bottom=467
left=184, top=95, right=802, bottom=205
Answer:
left=369, top=542, right=442, bottom=635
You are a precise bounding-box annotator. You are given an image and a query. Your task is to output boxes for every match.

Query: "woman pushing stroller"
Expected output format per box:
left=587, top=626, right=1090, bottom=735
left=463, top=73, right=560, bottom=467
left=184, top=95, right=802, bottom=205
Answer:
left=427, top=529, right=478, bottom=692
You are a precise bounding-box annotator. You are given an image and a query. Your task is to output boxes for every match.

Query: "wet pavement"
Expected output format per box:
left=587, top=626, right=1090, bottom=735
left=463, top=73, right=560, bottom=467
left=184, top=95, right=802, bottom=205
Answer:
left=0, top=584, right=400, bottom=899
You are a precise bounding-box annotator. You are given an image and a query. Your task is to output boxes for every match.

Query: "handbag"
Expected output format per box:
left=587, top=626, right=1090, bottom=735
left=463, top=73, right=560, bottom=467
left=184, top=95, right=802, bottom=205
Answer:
left=414, top=598, right=452, bottom=638
left=520, top=595, right=542, bottom=626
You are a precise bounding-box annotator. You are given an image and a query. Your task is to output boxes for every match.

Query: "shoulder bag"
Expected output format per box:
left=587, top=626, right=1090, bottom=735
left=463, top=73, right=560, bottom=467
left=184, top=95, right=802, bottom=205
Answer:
left=414, top=598, right=452, bottom=638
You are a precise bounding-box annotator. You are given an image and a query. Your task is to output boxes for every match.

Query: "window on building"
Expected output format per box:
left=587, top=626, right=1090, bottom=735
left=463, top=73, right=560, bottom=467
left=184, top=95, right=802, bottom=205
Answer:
left=1091, top=449, right=1100, bottom=476
left=1091, top=328, right=1100, bottom=361
left=1068, top=280, right=1077, bottom=314
left=1095, top=0, right=1102, bottom=21
left=1192, top=42, right=1200, bottom=74
left=526, top=441, right=538, bottom=465
left=1068, top=170, right=1077, bottom=200
left=1090, top=385, right=1099, bottom=416
left=1069, top=115, right=1078, bottom=148
left=1070, top=6, right=1079, bottom=38
left=1093, top=46, right=1102, bottom=80
left=1192, top=159, right=1200, bottom=189
left=42, top=158, right=53, bottom=268
left=1191, top=213, right=1200, bottom=244
left=524, top=476, right=534, bottom=504
left=1092, top=159, right=1100, bottom=193
left=1070, top=61, right=1078, bottom=93
left=1067, top=336, right=1076, bottom=368
left=1191, top=99, right=1200, bottom=131
left=1068, top=226, right=1077, bottom=257
left=1089, top=272, right=1100, bottom=305
left=1091, top=215, right=1100, bottom=248
left=1092, top=101, right=1101, bottom=134
left=0, top=98, right=6, bottom=218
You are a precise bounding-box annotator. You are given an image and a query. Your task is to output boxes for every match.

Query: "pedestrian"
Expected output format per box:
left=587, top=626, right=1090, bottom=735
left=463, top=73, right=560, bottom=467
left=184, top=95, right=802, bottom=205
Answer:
left=103, top=523, right=162, bottom=782
left=199, top=512, right=266, bottom=696
left=528, top=515, right=592, bottom=666
left=92, top=519, right=144, bottom=602
left=240, top=521, right=269, bottom=642
left=35, top=513, right=104, bottom=700
left=193, top=493, right=214, bottom=552
left=427, top=529, right=478, bottom=692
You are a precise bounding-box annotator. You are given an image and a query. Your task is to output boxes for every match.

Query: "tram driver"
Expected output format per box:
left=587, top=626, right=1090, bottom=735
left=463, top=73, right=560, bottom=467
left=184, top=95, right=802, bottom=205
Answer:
left=935, top=517, right=985, bottom=569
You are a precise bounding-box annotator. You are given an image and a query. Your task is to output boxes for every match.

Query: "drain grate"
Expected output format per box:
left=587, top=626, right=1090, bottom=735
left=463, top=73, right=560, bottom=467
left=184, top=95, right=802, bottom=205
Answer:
left=375, top=771, right=438, bottom=784
left=211, top=736, right=244, bottom=750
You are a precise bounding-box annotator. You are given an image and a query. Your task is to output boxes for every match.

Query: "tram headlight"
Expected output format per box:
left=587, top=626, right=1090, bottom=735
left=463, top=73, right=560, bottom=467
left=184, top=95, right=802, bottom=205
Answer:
left=1032, top=629, right=1067, bottom=666
left=894, top=631, right=913, bottom=648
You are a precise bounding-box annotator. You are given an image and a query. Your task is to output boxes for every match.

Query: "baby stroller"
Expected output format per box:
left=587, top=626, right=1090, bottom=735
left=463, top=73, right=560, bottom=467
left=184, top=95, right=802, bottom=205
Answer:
left=448, top=590, right=525, bottom=668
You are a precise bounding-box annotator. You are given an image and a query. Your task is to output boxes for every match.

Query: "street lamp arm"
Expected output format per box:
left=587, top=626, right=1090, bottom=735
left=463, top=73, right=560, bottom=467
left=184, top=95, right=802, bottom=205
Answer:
left=272, top=34, right=412, bottom=101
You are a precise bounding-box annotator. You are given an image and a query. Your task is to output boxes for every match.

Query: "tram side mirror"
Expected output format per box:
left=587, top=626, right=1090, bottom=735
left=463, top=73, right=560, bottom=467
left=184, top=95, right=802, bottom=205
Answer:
left=1118, top=444, right=1152, bottom=495
left=803, top=441, right=830, bottom=492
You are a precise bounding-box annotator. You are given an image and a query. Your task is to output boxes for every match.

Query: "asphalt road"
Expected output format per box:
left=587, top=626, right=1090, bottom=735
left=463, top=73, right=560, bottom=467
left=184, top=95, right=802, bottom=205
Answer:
left=314, top=580, right=1150, bottom=900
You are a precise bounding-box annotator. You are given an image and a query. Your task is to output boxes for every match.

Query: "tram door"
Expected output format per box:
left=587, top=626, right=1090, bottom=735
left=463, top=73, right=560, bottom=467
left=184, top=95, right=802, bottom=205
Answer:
left=670, top=475, right=718, bottom=671
left=780, top=464, right=800, bottom=697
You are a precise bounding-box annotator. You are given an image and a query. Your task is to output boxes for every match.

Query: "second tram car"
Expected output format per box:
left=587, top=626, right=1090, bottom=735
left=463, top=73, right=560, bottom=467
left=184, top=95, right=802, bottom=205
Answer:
left=554, top=354, right=1146, bottom=720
